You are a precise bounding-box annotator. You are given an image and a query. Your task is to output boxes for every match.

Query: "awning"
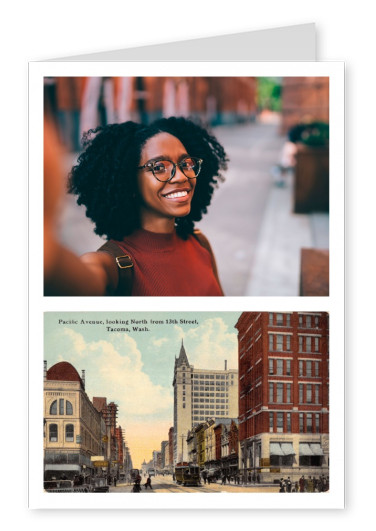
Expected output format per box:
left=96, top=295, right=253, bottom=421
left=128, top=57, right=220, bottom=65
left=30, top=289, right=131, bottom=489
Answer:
left=310, top=443, right=324, bottom=456
left=281, top=443, right=296, bottom=456
left=299, top=443, right=315, bottom=456
left=270, top=442, right=284, bottom=456
left=44, top=464, right=81, bottom=471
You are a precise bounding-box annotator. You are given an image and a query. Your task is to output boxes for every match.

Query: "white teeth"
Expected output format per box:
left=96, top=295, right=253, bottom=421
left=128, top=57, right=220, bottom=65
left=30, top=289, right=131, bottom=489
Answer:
left=165, top=191, right=188, bottom=199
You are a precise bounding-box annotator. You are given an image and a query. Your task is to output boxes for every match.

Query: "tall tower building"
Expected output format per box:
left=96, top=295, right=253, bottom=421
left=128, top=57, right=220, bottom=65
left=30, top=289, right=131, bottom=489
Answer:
left=235, top=312, right=329, bottom=483
left=173, top=340, right=238, bottom=465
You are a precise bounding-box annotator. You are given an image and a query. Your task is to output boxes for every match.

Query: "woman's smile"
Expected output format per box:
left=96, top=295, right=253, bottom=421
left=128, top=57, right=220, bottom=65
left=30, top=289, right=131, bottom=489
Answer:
left=162, top=187, right=191, bottom=200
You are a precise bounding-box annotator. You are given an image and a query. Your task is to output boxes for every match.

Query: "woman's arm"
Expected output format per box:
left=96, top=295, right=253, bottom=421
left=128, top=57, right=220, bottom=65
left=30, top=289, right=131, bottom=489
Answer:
left=44, top=234, right=118, bottom=296
left=44, top=117, right=118, bottom=296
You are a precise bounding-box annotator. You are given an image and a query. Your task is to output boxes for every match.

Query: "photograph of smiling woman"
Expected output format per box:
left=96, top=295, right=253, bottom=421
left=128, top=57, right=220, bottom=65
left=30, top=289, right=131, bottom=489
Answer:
left=45, top=117, right=228, bottom=296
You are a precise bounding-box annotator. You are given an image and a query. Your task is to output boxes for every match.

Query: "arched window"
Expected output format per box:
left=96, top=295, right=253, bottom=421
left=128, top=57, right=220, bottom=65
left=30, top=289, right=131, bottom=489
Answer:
left=49, top=424, right=58, bottom=442
left=65, top=424, right=74, bottom=442
left=49, top=399, right=73, bottom=415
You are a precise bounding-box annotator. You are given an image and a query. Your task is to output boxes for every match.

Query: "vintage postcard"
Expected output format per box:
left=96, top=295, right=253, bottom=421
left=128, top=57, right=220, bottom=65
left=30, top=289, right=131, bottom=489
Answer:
left=29, top=309, right=343, bottom=509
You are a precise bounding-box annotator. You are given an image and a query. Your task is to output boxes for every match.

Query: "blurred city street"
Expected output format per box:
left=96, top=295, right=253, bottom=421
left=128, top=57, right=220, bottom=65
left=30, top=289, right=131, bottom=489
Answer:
left=58, top=120, right=329, bottom=296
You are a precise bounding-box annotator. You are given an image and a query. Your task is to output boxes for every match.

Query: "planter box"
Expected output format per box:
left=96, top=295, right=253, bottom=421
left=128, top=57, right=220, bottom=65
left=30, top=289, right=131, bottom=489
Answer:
left=294, top=143, right=329, bottom=213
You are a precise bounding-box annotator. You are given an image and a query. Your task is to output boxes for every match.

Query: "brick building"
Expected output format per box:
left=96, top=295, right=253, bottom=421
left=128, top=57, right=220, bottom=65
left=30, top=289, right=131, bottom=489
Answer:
left=114, top=76, right=258, bottom=126
left=47, top=76, right=258, bottom=144
left=115, top=426, right=125, bottom=477
left=280, top=77, right=329, bottom=135
left=235, top=312, right=329, bottom=484
left=92, top=398, right=122, bottom=479
left=214, top=419, right=239, bottom=479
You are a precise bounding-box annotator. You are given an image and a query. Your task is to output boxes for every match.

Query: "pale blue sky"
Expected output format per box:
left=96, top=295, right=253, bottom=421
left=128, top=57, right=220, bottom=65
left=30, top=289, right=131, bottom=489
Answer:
left=44, top=311, right=241, bottom=467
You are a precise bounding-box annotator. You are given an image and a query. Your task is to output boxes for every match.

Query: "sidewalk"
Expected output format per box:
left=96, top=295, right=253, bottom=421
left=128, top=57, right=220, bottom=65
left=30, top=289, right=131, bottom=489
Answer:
left=245, top=173, right=329, bottom=296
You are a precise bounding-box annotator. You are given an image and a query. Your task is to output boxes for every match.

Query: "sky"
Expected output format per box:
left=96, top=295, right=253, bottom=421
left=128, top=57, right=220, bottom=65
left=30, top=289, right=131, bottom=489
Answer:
left=44, top=311, right=241, bottom=469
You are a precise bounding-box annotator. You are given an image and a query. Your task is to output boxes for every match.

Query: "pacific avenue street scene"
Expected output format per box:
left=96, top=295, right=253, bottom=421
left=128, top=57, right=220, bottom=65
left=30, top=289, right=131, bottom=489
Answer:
left=43, top=311, right=329, bottom=494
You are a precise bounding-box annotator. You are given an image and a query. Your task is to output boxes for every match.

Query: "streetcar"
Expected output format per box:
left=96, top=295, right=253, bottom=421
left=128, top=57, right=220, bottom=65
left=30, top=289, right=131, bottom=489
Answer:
left=175, top=462, right=201, bottom=486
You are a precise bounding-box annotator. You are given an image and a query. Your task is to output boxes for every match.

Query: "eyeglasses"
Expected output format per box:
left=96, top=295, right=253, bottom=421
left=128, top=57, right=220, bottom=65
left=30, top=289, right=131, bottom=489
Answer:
left=138, top=156, right=203, bottom=182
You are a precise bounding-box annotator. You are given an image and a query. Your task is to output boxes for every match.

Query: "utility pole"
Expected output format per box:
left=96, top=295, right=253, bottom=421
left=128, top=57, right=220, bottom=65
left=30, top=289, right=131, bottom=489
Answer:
left=180, top=434, right=185, bottom=462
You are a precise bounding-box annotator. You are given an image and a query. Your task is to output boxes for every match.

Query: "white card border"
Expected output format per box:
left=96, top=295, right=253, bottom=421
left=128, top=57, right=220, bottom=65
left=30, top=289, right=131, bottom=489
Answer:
left=29, top=61, right=344, bottom=509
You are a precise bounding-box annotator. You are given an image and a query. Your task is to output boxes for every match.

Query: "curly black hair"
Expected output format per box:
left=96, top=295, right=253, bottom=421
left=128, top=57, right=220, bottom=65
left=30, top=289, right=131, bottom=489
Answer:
left=68, top=116, right=228, bottom=240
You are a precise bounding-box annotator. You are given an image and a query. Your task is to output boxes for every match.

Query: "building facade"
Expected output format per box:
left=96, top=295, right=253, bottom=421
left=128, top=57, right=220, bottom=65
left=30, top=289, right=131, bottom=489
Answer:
left=173, top=341, right=238, bottom=464
left=92, top=397, right=122, bottom=479
left=43, top=361, right=106, bottom=480
left=168, top=427, right=174, bottom=470
left=186, top=418, right=238, bottom=478
left=161, top=440, right=169, bottom=470
left=235, top=312, right=329, bottom=483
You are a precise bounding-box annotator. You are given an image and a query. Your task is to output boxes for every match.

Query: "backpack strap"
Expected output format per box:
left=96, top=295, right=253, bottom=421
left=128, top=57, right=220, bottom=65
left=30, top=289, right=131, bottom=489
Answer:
left=97, top=240, right=133, bottom=296
left=97, top=231, right=222, bottom=296
left=193, top=229, right=223, bottom=295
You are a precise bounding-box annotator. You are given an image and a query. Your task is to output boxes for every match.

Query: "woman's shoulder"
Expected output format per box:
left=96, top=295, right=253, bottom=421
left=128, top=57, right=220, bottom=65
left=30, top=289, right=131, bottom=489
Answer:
left=191, top=228, right=213, bottom=253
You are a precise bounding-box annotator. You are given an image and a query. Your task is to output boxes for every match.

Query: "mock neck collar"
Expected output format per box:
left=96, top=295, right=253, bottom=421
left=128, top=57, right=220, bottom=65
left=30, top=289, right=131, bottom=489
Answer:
left=121, top=227, right=178, bottom=251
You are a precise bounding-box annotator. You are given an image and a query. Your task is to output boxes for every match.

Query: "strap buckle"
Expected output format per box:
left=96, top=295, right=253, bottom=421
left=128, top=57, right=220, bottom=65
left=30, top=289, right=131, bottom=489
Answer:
left=115, top=255, right=133, bottom=269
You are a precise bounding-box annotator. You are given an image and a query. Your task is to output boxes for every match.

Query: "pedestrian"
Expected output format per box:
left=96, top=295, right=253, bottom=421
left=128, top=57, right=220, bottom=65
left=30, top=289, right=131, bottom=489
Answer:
left=113, top=476, right=117, bottom=487
left=45, top=116, right=228, bottom=296
left=144, top=476, right=152, bottom=489
left=279, top=478, right=285, bottom=493
left=286, top=476, right=292, bottom=493
left=299, top=475, right=305, bottom=493
left=257, top=473, right=260, bottom=484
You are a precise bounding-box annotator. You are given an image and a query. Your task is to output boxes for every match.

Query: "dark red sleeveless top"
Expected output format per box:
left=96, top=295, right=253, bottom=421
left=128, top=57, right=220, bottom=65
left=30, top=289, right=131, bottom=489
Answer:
left=114, top=228, right=222, bottom=296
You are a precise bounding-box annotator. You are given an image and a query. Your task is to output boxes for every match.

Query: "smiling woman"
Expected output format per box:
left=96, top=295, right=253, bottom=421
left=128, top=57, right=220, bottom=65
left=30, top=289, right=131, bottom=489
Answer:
left=44, top=117, right=228, bottom=296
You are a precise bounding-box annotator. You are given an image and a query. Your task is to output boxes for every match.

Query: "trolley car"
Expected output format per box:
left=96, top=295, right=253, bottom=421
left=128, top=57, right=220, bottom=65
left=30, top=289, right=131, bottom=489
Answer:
left=175, top=462, right=201, bottom=486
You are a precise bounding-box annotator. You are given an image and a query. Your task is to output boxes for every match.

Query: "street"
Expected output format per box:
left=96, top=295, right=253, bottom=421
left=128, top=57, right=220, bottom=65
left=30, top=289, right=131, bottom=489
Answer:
left=109, top=475, right=279, bottom=493
left=198, top=120, right=285, bottom=295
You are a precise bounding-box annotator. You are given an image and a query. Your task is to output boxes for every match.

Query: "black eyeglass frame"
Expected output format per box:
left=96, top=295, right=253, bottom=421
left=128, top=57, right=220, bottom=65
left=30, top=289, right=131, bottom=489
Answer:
left=137, top=156, right=203, bottom=182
